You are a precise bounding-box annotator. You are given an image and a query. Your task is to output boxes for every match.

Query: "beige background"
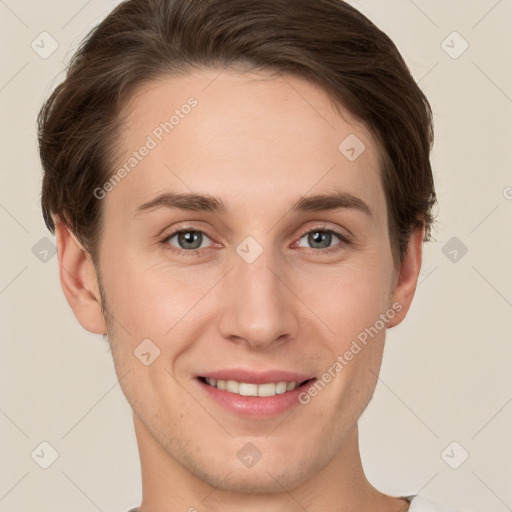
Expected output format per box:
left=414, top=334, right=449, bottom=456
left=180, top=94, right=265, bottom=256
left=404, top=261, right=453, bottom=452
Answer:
left=1, top=0, right=511, bottom=510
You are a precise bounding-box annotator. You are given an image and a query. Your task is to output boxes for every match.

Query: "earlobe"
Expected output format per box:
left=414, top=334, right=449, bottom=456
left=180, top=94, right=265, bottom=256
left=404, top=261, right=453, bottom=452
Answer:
left=55, top=218, right=107, bottom=335
left=387, top=224, right=424, bottom=328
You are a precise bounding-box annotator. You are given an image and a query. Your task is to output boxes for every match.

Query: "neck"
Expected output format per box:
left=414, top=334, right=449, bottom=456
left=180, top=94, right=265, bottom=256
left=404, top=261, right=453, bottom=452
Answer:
left=133, top=412, right=409, bottom=512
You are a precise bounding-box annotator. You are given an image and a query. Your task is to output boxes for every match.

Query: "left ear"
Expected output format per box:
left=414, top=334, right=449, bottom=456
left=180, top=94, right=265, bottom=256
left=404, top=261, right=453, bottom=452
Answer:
left=387, top=224, right=424, bottom=328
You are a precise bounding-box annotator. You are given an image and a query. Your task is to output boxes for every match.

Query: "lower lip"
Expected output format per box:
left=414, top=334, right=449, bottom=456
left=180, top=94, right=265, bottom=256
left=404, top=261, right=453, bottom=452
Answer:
left=196, top=378, right=317, bottom=419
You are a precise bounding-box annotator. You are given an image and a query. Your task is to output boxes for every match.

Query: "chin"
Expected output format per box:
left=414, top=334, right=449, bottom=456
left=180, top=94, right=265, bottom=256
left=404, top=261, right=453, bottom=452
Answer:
left=197, top=465, right=308, bottom=495
left=173, top=424, right=335, bottom=495
left=189, top=443, right=321, bottom=495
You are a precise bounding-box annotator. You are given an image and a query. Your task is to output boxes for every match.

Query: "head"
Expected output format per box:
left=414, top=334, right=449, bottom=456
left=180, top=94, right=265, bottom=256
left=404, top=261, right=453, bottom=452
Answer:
left=38, top=0, right=436, bottom=496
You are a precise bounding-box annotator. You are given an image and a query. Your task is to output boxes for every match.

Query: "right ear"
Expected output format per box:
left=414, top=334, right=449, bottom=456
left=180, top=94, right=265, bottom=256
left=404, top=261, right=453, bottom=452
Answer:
left=54, top=217, right=107, bottom=335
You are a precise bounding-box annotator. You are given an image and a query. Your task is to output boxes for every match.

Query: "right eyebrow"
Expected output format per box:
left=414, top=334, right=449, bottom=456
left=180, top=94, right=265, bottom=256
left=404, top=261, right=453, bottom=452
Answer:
left=133, top=192, right=226, bottom=217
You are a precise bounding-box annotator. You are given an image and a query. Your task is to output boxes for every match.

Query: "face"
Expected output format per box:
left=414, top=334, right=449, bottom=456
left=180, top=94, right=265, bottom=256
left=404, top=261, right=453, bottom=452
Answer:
left=70, top=67, right=416, bottom=493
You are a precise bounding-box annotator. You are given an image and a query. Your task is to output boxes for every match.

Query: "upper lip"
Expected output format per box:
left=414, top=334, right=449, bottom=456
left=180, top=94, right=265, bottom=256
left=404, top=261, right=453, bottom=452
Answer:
left=196, top=369, right=315, bottom=385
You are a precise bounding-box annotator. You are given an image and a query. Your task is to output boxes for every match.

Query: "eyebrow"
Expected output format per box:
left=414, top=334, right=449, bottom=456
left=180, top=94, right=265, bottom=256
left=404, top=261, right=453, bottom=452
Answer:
left=133, top=190, right=372, bottom=218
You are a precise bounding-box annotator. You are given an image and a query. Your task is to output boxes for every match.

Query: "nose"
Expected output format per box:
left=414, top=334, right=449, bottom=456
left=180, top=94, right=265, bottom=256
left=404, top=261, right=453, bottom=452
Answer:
left=218, top=245, right=299, bottom=350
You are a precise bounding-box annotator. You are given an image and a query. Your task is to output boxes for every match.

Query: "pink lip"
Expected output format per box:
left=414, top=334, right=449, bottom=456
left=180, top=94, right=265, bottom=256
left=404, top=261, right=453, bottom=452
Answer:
left=193, top=369, right=317, bottom=419
left=195, top=369, right=314, bottom=385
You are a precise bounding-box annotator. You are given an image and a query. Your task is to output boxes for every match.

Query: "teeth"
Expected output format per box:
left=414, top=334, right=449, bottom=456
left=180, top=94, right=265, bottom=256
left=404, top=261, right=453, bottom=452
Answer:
left=240, top=382, right=258, bottom=396
left=275, top=381, right=288, bottom=394
left=257, top=382, right=276, bottom=397
left=226, top=380, right=239, bottom=393
left=204, top=378, right=302, bottom=397
left=286, top=381, right=297, bottom=391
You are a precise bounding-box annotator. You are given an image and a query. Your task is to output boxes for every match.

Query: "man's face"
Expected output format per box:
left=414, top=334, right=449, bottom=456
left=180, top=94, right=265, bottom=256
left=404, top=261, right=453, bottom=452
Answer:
left=94, top=68, right=401, bottom=492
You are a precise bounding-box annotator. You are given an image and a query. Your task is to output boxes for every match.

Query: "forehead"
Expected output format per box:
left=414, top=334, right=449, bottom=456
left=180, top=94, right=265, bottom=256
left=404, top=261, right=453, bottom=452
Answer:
left=107, top=67, right=385, bottom=224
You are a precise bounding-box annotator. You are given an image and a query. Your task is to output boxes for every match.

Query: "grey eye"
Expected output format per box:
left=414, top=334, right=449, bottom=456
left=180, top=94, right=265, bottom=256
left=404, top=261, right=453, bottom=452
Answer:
left=167, top=230, right=210, bottom=250
left=298, top=230, right=341, bottom=249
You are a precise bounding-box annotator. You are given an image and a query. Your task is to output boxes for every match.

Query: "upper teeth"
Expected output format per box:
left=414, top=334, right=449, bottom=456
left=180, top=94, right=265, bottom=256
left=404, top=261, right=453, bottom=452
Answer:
left=205, top=378, right=299, bottom=397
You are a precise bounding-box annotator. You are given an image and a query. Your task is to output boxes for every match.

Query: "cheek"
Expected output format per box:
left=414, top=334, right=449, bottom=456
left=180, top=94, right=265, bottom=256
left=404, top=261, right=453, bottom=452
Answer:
left=101, top=254, right=202, bottom=337
left=302, top=260, right=394, bottom=335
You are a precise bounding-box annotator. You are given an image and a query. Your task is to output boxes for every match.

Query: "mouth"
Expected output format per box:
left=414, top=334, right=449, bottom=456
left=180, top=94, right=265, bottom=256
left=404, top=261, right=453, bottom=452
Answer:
left=194, top=369, right=318, bottom=418
left=197, top=376, right=316, bottom=397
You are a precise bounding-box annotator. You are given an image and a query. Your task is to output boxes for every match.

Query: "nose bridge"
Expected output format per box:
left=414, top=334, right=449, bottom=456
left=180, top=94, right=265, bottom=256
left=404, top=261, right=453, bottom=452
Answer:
left=218, top=239, right=296, bottom=348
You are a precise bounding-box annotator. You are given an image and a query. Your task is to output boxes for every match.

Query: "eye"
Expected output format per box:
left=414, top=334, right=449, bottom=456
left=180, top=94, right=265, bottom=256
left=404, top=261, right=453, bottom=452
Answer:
left=160, top=225, right=351, bottom=257
left=296, top=227, right=350, bottom=253
left=162, top=229, right=212, bottom=255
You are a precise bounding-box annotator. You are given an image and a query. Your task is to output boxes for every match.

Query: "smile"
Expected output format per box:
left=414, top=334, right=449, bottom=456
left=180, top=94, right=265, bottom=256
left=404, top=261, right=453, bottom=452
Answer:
left=200, top=377, right=311, bottom=397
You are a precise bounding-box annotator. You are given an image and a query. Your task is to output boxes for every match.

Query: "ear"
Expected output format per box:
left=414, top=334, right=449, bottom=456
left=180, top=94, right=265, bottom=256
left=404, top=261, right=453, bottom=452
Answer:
left=387, top=224, right=424, bottom=328
left=54, top=218, right=107, bottom=335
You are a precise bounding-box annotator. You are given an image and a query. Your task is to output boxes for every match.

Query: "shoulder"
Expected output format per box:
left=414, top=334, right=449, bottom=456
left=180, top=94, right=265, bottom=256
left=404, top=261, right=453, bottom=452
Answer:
left=408, top=495, right=478, bottom=512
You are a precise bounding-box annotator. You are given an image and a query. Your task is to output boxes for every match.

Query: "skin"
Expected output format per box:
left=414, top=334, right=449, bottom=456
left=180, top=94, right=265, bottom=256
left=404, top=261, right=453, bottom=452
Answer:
left=55, top=67, right=423, bottom=512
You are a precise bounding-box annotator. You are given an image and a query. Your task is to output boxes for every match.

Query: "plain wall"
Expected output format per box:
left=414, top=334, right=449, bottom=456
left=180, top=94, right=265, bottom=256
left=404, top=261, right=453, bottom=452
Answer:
left=0, top=0, right=511, bottom=510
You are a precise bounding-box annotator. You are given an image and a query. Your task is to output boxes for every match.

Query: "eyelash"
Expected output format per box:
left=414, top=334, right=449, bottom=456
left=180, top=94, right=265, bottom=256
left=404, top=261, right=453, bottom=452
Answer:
left=160, top=225, right=352, bottom=257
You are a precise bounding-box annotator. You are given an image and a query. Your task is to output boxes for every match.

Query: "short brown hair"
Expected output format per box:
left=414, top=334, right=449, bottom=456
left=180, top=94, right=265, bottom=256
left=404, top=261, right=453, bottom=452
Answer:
left=38, top=0, right=436, bottom=267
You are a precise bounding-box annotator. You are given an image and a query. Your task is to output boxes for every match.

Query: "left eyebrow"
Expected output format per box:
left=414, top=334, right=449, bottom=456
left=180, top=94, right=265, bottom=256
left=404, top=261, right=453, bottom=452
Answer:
left=289, top=191, right=372, bottom=217
left=132, top=190, right=372, bottom=218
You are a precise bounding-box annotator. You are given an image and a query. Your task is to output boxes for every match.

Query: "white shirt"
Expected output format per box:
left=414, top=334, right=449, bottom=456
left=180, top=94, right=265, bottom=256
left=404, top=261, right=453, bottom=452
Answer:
left=407, top=495, right=474, bottom=511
